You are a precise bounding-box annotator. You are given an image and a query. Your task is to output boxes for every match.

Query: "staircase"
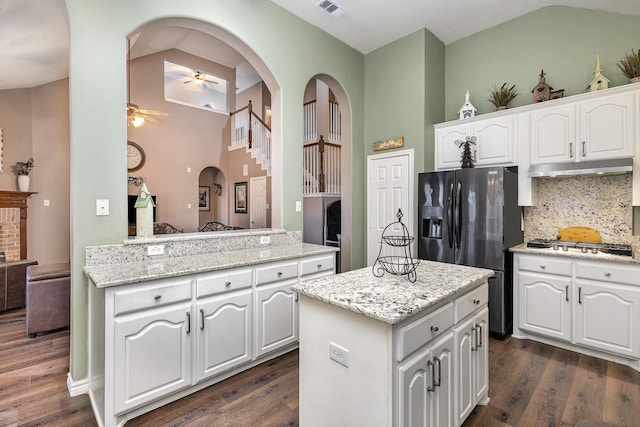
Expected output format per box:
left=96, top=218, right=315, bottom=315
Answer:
left=230, top=101, right=271, bottom=175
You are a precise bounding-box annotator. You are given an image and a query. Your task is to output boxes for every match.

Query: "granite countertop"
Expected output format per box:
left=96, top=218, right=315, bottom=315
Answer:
left=292, top=260, right=494, bottom=325
left=510, top=243, right=640, bottom=265
left=85, top=242, right=338, bottom=288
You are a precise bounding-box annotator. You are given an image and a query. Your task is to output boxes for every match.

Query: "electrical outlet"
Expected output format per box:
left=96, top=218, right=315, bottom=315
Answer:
left=147, top=245, right=165, bottom=256
left=260, top=235, right=270, bottom=244
left=329, top=342, right=349, bottom=367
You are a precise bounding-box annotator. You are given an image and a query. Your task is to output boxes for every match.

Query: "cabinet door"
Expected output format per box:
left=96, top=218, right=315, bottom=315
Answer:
left=430, top=331, right=454, bottom=427
left=472, top=308, right=489, bottom=404
left=454, top=316, right=474, bottom=425
left=474, top=116, right=515, bottom=166
left=435, top=123, right=471, bottom=170
left=518, top=271, right=571, bottom=342
left=256, top=281, right=297, bottom=356
left=578, top=93, right=635, bottom=160
left=574, top=279, right=640, bottom=359
left=529, top=104, right=576, bottom=164
left=196, top=289, right=252, bottom=382
left=398, top=346, right=431, bottom=427
left=113, top=303, right=192, bottom=414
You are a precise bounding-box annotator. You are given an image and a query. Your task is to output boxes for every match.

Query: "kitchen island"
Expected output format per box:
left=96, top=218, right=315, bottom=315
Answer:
left=292, top=261, right=494, bottom=427
left=84, top=229, right=337, bottom=427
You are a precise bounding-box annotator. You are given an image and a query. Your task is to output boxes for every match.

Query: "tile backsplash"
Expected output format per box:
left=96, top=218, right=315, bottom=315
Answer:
left=523, top=174, right=633, bottom=244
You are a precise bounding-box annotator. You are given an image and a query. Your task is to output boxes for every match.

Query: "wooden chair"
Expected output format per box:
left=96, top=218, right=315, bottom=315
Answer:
left=198, top=221, right=233, bottom=232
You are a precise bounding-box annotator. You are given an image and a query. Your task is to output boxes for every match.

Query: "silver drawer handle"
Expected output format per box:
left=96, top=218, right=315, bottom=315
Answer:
left=154, top=294, right=162, bottom=300
left=317, top=264, right=322, bottom=268
left=604, top=272, right=611, bottom=277
left=430, top=325, right=439, bottom=333
left=540, top=264, right=546, bottom=269
left=473, top=299, right=480, bottom=305
left=225, top=281, right=232, bottom=286
left=278, top=272, right=283, bottom=276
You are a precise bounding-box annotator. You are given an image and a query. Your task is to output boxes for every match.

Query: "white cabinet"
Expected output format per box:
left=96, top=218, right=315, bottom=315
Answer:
left=397, top=303, right=455, bottom=427
left=434, top=115, right=516, bottom=170
left=454, top=286, right=489, bottom=426
left=529, top=92, right=635, bottom=164
left=517, top=255, right=572, bottom=342
left=514, top=253, right=640, bottom=371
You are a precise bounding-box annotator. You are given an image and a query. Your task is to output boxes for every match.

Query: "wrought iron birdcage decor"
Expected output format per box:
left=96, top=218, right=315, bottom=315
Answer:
left=372, top=209, right=420, bottom=282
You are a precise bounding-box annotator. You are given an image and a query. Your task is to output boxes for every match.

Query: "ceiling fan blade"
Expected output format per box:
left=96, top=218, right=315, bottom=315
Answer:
left=138, top=108, right=168, bottom=116
left=140, top=114, right=164, bottom=125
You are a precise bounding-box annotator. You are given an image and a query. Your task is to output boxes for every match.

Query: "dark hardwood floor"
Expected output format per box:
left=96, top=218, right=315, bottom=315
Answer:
left=2, top=308, right=639, bottom=426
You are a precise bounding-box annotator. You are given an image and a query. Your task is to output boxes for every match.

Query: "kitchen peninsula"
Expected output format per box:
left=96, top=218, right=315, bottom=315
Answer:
left=84, top=229, right=338, bottom=427
left=292, top=261, right=494, bottom=427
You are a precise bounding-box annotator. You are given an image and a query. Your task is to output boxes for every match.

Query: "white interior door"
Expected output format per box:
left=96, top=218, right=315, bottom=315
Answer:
left=250, top=176, right=267, bottom=229
left=367, top=149, right=413, bottom=266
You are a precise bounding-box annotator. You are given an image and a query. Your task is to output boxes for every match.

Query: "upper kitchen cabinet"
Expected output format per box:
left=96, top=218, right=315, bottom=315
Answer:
left=434, top=115, right=516, bottom=170
left=529, top=90, right=636, bottom=165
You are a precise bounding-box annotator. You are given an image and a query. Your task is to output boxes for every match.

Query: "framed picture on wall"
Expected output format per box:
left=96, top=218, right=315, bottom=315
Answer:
left=199, top=186, right=210, bottom=211
left=235, top=182, right=247, bottom=213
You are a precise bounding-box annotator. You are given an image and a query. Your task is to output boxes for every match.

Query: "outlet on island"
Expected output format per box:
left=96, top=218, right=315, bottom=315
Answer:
left=329, top=342, right=350, bottom=367
left=147, top=245, right=165, bottom=256
left=260, top=235, right=271, bottom=244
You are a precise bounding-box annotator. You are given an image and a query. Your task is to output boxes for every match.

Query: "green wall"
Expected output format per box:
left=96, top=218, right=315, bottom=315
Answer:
left=65, top=0, right=364, bottom=381
left=444, top=6, right=640, bottom=121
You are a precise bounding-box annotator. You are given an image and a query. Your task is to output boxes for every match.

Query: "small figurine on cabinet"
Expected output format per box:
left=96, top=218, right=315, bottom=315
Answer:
left=458, top=90, right=477, bottom=119
left=531, top=69, right=552, bottom=102
left=456, top=136, right=476, bottom=168
left=587, top=54, right=610, bottom=91
left=134, top=182, right=155, bottom=238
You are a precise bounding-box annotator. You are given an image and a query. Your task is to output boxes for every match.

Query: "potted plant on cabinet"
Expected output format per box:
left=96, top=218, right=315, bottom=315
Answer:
left=12, top=158, right=34, bottom=192
left=487, top=82, right=519, bottom=110
left=617, top=49, right=640, bottom=83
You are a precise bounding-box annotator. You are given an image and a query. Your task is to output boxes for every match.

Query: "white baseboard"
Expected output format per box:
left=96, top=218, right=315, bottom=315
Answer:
left=67, top=372, right=89, bottom=396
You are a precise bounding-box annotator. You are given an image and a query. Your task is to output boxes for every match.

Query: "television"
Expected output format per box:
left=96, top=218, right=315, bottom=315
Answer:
left=128, top=194, right=157, bottom=225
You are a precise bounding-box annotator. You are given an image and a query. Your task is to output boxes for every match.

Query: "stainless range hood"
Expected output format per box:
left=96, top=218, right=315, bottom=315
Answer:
left=528, top=158, right=633, bottom=178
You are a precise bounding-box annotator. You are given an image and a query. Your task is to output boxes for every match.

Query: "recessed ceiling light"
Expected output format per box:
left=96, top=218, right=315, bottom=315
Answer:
left=315, top=0, right=346, bottom=17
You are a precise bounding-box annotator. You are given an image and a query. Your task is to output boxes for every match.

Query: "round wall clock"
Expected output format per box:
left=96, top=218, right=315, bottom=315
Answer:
left=127, top=141, right=145, bottom=172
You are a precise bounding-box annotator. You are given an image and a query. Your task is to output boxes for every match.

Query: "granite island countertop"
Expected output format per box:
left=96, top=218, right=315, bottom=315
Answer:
left=85, top=242, right=338, bottom=288
left=292, top=260, right=494, bottom=325
left=510, top=243, right=640, bottom=265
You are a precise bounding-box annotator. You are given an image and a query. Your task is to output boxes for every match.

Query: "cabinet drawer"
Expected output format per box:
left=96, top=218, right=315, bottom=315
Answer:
left=255, top=261, right=298, bottom=285
left=454, top=283, right=488, bottom=322
left=300, top=255, right=334, bottom=277
left=196, top=268, right=252, bottom=298
left=113, top=278, right=192, bottom=316
left=518, top=254, right=572, bottom=276
left=396, top=302, right=454, bottom=361
left=576, top=261, right=639, bottom=286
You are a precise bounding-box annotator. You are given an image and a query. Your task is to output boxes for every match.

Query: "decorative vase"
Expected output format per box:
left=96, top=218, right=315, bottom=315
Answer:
left=496, top=106, right=507, bottom=111
left=18, top=175, right=30, bottom=192
left=631, top=77, right=640, bottom=83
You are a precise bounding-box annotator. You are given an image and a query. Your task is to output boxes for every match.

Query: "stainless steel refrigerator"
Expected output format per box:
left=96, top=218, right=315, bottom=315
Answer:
left=418, top=166, right=522, bottom=338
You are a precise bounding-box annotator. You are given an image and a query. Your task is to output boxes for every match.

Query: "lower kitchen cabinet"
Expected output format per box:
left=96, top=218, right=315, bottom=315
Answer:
left=514, top=253, right=640, bottom=371
left=88, top=253, right=335, bottom=427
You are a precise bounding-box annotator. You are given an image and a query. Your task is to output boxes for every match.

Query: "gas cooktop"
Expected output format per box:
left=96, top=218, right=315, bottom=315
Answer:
left=526, top=239, right=633, bottom=256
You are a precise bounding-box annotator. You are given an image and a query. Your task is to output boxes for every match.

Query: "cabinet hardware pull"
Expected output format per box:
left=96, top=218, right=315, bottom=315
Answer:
left=430, top=325, right=439, bottom=333
left=540, top=264, right=546, bottom=269
left=581, top=140, right=586, bottom=157
left=278, top=271, right=283, bottom=276
left=427, top=360, right=436, bottom=392
left=200, top=308, right=205, bottom=331
left=317, top=264, right=322, bottom=268
left=154, top=294, right=162, bottom=300
left=295, top=292, right=299, bottom=302
left=434, top=356, right=442, bottom=387
left=578, top=287, right=583, bottom=304
left=604, top=272, right=611, bottom=277
left=477, top=324, right=483, bottom=348
left=471, top=326, right=478, bottom=351
left=473, top=299, right=480, bottom=305
left=565, top=285, right=569, bottom=302
left=569, top=142, right=574, bottom=158
left=225, top=281, right=231, bottom=287
left=186, top=312, right=191, bottom=334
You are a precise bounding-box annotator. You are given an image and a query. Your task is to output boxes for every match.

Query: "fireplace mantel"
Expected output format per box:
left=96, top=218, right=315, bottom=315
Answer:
left=0, top=191, right=36, bottom=260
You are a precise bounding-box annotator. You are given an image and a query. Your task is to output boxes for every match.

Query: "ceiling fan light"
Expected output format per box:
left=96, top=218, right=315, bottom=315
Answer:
left=131, top=115, right=145, bottom=127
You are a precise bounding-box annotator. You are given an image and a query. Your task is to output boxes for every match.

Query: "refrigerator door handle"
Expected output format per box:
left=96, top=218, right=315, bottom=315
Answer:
left=447, top=182, right=454, bottom=249
left=455, top=181, right=462, bottom=249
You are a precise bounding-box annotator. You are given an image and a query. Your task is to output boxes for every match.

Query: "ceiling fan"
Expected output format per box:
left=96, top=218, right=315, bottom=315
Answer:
left=127, top=38, right=167, bottom=127
left=181, top=70, right=219, bottom=88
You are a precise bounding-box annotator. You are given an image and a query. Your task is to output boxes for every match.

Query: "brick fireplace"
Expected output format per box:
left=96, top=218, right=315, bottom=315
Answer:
left=0, top=191, right=34, bottom=261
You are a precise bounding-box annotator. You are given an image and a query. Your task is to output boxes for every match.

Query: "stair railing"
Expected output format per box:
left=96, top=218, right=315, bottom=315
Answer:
left=303, top=135, right=341, bottom=194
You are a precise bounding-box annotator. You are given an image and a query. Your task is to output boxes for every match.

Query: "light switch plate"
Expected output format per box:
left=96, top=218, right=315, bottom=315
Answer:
left=296, top=201, right=302, bottom=212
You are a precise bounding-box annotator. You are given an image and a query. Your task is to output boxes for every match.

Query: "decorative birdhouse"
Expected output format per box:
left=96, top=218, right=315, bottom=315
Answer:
left=134, top=182, right=155, bottom=238
left=458, top=91, right=477, bottom=120
left=531, top=69, right=552, bottom=102
left=588, top=54, right=610, bottom=92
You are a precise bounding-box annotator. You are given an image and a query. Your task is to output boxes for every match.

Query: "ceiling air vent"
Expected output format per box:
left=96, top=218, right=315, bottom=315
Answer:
left=315, top=0, right=346, bottom=17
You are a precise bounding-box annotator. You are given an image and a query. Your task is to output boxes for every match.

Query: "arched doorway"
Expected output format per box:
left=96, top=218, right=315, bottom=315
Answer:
left=198, top=166, right=227, bottom=228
